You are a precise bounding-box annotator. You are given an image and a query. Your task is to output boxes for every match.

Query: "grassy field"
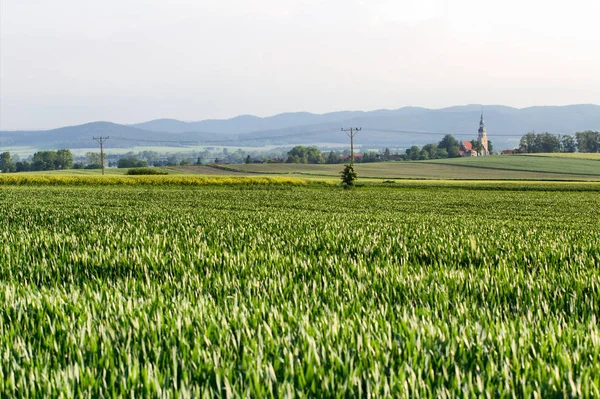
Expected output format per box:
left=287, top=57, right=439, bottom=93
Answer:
left=179, top=155, right=600, bottom=181
left=1, top=181, right=600, bottom=396
left=14, top=167, right=184, bottom=176
left=523, top=153, right=600, bottom=161
left=7, top=154, right=600, bottom=181
left=0, top=174, right=318, bottom=187
left=425, top=154, right=600, bottom=175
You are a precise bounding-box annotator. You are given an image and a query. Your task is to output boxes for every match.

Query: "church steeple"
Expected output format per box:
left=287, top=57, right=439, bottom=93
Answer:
left=477, top=108, right=489, bottom=155
left=479, top=111, right=485, bottom=134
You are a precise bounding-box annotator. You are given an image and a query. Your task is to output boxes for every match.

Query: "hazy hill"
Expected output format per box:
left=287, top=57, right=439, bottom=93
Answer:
left=228, top=104, right=600, bottom=149
left=0, top=121, right=236, bottom=149
left=2, top=104, right=599, bottom=151
left=133, top=104, right=600, bottom=135
left=132, top=111, right=368, bottom=134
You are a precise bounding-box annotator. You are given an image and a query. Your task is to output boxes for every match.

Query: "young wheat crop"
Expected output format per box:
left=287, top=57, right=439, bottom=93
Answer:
left=0, top=184, right=599, bottom=397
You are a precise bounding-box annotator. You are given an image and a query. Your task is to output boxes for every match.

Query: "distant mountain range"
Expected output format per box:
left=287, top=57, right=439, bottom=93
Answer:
left=2, top=104, right=599, bottom=152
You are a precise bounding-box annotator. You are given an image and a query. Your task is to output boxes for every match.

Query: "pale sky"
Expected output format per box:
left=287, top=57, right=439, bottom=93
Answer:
left=1, top=0, right=599, bottom=130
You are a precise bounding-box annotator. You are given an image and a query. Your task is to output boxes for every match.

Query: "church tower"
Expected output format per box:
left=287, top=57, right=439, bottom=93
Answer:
left=477, top=111, right=489, bottom=156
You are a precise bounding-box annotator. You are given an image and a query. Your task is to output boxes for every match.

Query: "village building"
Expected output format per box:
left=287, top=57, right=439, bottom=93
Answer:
left=459, top=141, right=477, bottom=157
left=339, top=153, right=363, bottom=161
left=459, top=113, right=490, bottom=156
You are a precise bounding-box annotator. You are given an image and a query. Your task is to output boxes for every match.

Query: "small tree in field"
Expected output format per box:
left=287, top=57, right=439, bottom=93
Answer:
left=340, top=164, right=357, bottom=187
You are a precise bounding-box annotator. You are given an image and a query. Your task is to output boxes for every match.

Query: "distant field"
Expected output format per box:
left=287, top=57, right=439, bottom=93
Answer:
left=180, top=155, right=600, bottom=181
left=171, top=165, right=248, bottom=175
left=13, top=167, right=183, bottom=176
left=15, top=168, right=130, bottom=176
left=0, top=146, right=40, bottom=157
left=8, top=154, right=600, bottom=181
left=425, top=154, right=600, bottom=176
left=522, top=153, right=600, bottom=161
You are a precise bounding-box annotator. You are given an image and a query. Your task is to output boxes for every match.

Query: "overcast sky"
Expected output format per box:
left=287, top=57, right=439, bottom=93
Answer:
left=1, top=0, right=599, bottom=130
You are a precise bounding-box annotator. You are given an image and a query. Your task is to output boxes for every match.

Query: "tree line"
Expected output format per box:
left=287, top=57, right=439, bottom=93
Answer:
left=0, top=150, right=154, bottom=173
left=400, top=135, right=494, bottom=161
left=518, top=131, right=600, bottom=153
left=1, top=150, right=75, bottom=173
left=284, top=135, right=486, bottom=164
left=1, top=130, right=598, bottom=172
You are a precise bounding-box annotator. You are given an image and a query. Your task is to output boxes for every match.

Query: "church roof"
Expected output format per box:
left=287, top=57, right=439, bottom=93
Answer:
left=461, top=141, right=473, bottom=151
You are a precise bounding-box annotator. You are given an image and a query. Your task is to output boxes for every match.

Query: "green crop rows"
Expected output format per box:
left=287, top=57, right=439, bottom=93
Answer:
left=1, top=184, right=600, bottom=397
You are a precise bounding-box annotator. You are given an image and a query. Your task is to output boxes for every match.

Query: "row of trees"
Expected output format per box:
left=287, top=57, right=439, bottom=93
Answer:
left=285, top=147, right=384, bottom=164
left=283, top=136, right=472, bottom=164
left=284, top=135, right=492, bottom=164
left=402, top=135, right=494, bottom=160
left=0, top=150, right=75, bottom=172
left=286, top=146, right=326, bottom=164
left=576, top=131, right=600, bottom=153
left=2, top=130, right=597, bottom=172
left=518, top=131, right=600, bottom=153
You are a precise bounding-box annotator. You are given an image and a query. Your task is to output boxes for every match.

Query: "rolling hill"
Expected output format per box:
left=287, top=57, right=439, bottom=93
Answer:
left=0, top=122, right=236, bottom=149
left=133, top=104, right=600, bottom=139
left=2, top=104, right=599, bottom=151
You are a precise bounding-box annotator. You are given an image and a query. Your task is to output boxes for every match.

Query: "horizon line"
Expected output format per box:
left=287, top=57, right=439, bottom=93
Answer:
left=1, top=103, right=599, bottom=132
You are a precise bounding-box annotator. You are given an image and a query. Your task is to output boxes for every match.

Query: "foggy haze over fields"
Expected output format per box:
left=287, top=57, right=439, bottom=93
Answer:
left=1, top=0, right=599, bottom=130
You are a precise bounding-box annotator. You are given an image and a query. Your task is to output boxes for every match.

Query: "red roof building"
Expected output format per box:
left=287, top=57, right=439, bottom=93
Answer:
left=459, top=141, right=477, bottom=157
left=339, top=154, right=363, bottom=161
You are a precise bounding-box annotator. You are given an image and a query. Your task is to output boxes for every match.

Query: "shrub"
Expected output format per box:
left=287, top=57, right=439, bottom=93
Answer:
left=340, top=164, right=358, bottom=187
left=126, top=168, right=168, bottom=175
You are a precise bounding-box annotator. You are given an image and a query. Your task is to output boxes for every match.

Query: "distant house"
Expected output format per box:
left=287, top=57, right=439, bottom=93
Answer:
left=459, top=141, right=478, bottom=157
left=339, top=154, right=363, bottom=161
left=501, top=149, right=518, bottom=155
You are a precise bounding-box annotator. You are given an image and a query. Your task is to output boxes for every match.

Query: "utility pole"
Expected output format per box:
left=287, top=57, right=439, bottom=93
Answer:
left=341, top=127, right=361, bottom=165
left=93, top=136, right=109, bottom=175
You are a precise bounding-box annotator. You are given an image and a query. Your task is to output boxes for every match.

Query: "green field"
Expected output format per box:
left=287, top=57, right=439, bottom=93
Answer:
left=13, top=167, right=185, bottom=176
left=523, top=153, right=600, bottom=161
left=15, top=168, right=132, bottom=176
left=1, top=180, right=600, bottom=396
left=177, top=155, right=600, bottom=181
left=7, top=154, right=600, bottom=181
left=425, top=155, right=600, bottom=176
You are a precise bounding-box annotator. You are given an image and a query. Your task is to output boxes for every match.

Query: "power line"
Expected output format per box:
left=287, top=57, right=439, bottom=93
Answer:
left=109, top=128, right=339, bottom=145
left=74, top=127, right=524, bottom=154
left=65, top=127, right=523, bottom=148
left=362, top=127, right=524, bottom=138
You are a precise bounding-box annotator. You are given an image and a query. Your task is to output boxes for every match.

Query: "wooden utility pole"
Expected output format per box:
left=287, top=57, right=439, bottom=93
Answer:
left=341, top=128, right=361, bottom=165
left=93, top=136, right=109, bottom=175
